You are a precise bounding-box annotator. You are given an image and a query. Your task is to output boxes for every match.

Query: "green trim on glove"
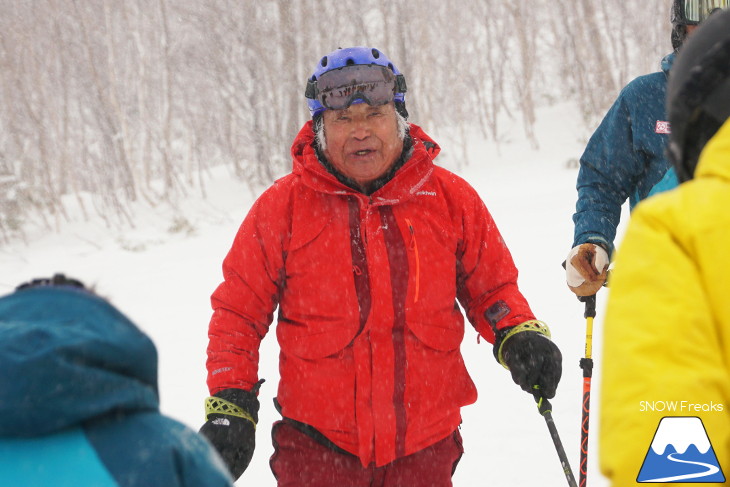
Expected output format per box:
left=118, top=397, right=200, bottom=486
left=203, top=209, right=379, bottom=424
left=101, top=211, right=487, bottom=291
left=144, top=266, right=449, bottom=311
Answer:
left=204, top=396, right=257, bottom=429
left=497, top=320, right=551, bottom=369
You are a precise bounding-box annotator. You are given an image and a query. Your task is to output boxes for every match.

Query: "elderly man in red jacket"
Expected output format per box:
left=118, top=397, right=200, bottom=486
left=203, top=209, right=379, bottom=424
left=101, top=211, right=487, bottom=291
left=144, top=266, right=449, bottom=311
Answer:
left=199, top=46, right=562, bottom=486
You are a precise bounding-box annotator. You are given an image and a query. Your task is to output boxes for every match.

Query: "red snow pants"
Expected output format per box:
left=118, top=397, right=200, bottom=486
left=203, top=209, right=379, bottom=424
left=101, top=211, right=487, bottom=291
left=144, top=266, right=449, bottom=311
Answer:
left=269, top=421, right=464, bottom=486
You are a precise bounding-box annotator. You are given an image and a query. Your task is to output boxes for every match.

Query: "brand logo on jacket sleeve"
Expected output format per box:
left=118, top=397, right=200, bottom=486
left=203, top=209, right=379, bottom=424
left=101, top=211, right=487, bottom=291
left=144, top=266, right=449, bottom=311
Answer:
left=485, top=300, right=511, bottom=328
left=655, top=121, right=671, bottom=134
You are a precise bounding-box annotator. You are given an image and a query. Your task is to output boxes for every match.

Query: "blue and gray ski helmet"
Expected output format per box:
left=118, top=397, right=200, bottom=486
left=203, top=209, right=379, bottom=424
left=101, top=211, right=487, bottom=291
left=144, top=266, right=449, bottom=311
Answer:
left=304, top=46, right=407, bottom=118
left=667, top=7, right=730, bottom=181
left=671, top=0, right=728, bottom=49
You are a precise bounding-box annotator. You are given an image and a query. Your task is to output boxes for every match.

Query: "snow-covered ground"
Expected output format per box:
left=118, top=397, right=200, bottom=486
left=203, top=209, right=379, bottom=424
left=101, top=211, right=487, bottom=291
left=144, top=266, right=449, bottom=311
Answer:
left=0, top=102, right=625, bottom=486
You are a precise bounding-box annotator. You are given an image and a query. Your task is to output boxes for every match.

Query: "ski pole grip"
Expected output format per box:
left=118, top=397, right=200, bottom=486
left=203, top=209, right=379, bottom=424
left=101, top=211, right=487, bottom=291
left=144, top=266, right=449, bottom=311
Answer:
left=536, top=396, right=552, bottom=416
left=579, top=294, right=596, bottom=319
left=532, top=387, right=552, bottom=415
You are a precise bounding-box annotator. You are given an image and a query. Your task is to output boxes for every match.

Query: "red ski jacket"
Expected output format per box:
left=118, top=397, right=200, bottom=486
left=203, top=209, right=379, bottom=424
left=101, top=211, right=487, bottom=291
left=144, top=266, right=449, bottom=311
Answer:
left=206, top=121, right=536, bottom=467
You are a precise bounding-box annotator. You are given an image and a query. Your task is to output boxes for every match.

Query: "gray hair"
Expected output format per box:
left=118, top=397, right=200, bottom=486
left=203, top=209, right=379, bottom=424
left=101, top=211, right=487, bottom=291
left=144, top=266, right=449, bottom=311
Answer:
left=315, top=107, right=408, bottom=151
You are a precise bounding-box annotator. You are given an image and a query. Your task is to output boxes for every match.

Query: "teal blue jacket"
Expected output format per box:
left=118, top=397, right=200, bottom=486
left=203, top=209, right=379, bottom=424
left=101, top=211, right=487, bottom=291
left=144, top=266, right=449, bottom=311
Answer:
left=572, top=53, right=679, bottom=255
left=0, top=286, right=233, bottom=487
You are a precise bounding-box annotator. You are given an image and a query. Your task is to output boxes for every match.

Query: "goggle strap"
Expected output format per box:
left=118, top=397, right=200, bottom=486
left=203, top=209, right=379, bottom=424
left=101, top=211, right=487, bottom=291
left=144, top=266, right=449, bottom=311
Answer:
left=305, top=68, right=407, bottom=102
left=305, top=79, right=317, bottom=100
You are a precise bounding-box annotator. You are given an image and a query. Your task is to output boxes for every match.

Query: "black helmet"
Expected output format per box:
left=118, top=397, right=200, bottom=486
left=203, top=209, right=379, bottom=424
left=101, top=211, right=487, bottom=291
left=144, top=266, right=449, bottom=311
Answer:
left=15, top=273, right=87, bottom=291
left=671, top=0, right=729, bottom=49
left=667, top=7, right=730, bottom=182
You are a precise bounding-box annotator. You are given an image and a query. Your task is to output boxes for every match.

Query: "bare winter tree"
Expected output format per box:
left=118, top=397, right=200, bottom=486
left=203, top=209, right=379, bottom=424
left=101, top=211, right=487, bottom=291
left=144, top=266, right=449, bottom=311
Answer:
left=507, top=1, right=540, bottom=149
left=549, top=0, right=670, bottom=125
left=0, top=0, right=670, bottom=239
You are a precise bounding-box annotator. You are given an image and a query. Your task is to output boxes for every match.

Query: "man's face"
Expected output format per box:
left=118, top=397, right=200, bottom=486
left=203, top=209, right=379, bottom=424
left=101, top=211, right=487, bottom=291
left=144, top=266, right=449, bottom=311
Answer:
left=322, top=102, right=402, bottom=189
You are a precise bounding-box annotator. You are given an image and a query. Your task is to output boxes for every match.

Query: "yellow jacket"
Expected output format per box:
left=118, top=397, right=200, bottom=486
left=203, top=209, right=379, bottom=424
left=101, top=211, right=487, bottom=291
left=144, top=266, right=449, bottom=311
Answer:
left=600, top=118, right=730, bottom=486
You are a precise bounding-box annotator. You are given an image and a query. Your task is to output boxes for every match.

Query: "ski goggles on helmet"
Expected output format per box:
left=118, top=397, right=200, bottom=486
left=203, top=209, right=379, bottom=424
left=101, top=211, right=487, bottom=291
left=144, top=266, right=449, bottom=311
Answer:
left=305, top=64, right=407, bottom=111
left=677, top=0, right=728, bottom=24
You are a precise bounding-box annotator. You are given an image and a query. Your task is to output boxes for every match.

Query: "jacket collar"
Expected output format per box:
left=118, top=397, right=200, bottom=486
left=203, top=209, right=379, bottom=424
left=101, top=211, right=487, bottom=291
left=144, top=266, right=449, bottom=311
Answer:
left=661, top=52, right=676, bottom=77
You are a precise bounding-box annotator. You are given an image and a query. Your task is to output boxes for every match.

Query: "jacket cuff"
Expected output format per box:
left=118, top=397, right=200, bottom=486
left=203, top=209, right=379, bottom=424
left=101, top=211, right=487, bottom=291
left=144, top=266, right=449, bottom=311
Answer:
left=582, top=238, right=612, bottom=256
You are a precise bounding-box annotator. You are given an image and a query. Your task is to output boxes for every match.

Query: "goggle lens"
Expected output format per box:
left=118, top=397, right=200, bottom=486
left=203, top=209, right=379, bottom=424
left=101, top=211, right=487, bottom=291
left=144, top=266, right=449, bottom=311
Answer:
left=315, top=65, right=396, bottom=110
left=683, top=0, right=728, bottom=23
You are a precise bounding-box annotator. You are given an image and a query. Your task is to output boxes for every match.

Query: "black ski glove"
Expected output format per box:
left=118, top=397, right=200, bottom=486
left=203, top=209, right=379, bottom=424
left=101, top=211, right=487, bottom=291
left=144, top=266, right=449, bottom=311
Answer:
left=495, top=321, right=562, bottom=399
left=199, top=382, right=263, bottom=481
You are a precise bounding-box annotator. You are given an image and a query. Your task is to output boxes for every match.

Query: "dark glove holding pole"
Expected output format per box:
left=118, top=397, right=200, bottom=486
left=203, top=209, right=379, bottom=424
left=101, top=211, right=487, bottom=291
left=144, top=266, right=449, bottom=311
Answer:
left=495, top=321, right=562, bottom=398
left=199, top=381, right=264, bottom=481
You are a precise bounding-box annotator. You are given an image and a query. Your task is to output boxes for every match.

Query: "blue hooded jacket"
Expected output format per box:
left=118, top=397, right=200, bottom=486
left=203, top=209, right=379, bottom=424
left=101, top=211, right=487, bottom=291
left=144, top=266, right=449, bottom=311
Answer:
left=0, top=286, right=233, bottom=487
left=572, top=53, right=679, bottom=255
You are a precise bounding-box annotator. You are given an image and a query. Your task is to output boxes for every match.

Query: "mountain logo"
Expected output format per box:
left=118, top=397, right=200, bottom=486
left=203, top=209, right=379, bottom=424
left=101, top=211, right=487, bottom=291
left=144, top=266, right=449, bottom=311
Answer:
left=637, top=416, right=725, bottom=483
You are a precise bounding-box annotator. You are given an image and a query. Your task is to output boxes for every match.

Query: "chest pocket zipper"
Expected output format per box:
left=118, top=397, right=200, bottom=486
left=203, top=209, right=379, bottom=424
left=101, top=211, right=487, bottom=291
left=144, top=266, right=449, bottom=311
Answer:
left=405, top=218, right=420, bottom=303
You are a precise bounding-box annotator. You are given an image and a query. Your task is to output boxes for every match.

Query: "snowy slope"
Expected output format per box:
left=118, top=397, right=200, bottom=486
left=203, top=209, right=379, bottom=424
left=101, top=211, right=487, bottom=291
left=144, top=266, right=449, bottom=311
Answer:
left=0, top=102, right=623, bottom=486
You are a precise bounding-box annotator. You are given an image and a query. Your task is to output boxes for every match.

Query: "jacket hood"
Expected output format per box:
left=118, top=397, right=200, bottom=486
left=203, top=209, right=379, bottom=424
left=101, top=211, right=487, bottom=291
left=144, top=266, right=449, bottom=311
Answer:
left=289, top=120, right=441, bottom=201
left=695, top=117, right=730, bottom=181
left=0, top=287, right=159, bottom=437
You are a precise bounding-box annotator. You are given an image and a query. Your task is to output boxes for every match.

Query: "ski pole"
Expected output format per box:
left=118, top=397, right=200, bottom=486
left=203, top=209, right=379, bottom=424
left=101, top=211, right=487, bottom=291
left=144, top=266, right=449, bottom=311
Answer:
left=534, top=390, right=579, bottom=487
left=578, top=294, right=596, bottom=487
